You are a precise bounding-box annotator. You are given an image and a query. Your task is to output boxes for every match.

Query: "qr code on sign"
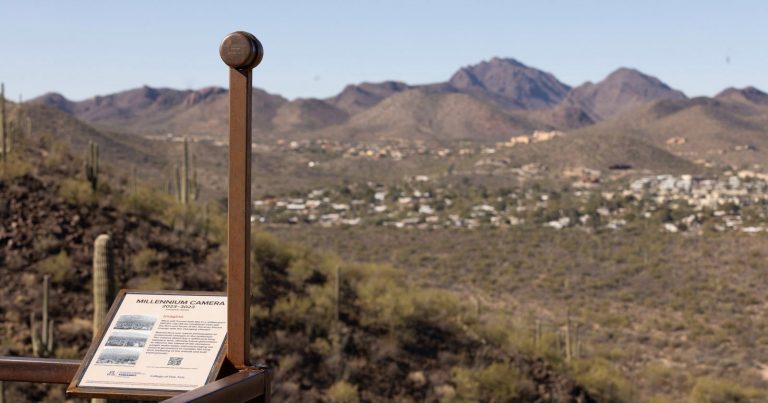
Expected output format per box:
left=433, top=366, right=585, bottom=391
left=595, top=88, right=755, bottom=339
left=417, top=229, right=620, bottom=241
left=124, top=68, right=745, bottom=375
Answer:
left=167, top=357, right=183, bottom=366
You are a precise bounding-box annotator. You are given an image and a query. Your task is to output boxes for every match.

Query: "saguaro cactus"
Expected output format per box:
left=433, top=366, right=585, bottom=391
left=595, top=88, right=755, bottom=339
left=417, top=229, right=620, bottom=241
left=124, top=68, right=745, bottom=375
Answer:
left=93, top=234, right=116, bottom=340
left=565, top=315, right=572, bottom=363
left=1, top=82, right=6, bottom=165
left=174, top=163, right=181, bottom=202
left=85, top=141, right=99, bottom=190
left=165, top=165, right=174, bottom=196
left=5, top=122, right=12, bottom=155
left=31, top=275, right=54, bottom=357
left=181, top=137, right=189, bottom=205
left=92, top=237, right=112, bottom=403
left=191, top=154, right=200, bottom=202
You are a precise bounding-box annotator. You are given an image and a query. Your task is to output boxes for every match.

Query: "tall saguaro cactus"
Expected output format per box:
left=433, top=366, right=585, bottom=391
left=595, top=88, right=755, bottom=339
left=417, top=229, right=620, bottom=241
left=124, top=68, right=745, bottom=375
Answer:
left=191, top=154, right=200, bottom=202
left=174, top=163, right=181, bottom=202
left=92, top=234, right=116, bottom=340
left=181, top=137, right=189, bottom=205
left=172, top=137, right=200, bottom=205
left=1, top=83, right=6, bottom=165
left=85, top=141, right=99, bottom=190
left=31, top=275, right=54, bottom=357
left=565, top=315, right=572, bottom=363
left=5, top=123, right=12, bottom=156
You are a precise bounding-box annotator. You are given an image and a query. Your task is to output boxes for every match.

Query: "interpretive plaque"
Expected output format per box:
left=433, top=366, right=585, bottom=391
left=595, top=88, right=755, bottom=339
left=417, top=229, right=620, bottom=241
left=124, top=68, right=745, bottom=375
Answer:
left=67, top=290, right=228, bottom=400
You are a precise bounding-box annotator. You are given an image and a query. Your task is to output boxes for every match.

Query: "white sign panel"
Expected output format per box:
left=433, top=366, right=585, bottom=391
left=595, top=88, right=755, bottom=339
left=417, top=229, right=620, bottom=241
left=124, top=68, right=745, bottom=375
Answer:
left=70, top=290, right=227, bottom=397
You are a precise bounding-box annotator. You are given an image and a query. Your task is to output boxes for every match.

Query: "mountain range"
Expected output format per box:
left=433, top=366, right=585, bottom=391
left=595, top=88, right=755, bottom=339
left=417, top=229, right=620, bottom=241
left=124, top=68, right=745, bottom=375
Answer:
left=27, top=57, right=768, bottom=174
left=31, top=58, right=699, bottom=141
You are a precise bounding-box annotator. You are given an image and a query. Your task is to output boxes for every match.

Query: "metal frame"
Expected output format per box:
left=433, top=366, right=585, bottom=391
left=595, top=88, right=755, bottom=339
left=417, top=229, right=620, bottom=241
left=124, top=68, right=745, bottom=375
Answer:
left=0, top=31, right=269, bottom=402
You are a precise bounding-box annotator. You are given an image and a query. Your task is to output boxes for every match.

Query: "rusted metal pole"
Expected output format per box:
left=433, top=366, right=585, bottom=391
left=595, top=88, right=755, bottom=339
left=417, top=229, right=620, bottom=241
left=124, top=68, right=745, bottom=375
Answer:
left=219, top=31, right=263, bottom=370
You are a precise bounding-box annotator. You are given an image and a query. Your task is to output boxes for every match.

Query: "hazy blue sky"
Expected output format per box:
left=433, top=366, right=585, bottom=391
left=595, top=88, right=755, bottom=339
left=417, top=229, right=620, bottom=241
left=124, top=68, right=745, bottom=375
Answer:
left=0, top=1, right=766, bottom=101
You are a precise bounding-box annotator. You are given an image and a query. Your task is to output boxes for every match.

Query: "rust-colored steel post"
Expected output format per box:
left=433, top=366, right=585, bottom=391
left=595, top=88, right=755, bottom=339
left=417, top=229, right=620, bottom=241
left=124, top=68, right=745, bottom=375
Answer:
left=219, top=31, right=263, bottom=370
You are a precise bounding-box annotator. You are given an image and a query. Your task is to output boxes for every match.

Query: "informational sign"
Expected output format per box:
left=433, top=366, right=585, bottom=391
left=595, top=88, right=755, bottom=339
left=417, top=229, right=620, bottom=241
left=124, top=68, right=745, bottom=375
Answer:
left=67, top=290, right=228, bottom=400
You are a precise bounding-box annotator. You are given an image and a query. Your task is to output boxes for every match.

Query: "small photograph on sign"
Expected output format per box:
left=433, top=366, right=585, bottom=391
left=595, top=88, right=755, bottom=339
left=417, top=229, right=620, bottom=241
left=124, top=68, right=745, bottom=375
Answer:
left=105, top=331, right=148, bottom=348
left=114, top=314, right=157, bottom=331
left=96, top=347, right=141, bottom=365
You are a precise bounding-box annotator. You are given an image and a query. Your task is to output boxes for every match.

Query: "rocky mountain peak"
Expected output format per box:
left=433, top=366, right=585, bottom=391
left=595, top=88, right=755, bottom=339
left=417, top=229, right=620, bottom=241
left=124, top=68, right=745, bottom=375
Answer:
left=448, top=57, right=571, bottom=109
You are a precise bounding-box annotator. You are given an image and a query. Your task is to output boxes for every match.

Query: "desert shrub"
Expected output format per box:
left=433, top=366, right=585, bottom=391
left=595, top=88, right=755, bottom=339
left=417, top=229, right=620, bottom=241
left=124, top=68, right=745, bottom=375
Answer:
left=252, top=232, right=296, bottom=278
left=286, top=250, right=325, bottom=286
left=54, top=345, right=81, bottom=359
left=251, top=303, right=270, bottom=322
left=288, top=246, right=341, bottom=288
left=516, top=324, right=556, bottom=359
left=37, top=251, right=74, bottom=284
left=310, top=337, right=332, bottom=356
left=161, top=202, right=217, bottom=235
left=570, top=358, right=633, bottom=402
left=410, top=289, right=471, bottom=328
left=42, top=141, right=72, bottom=169
left=33, top=236, right=61, bottom=255
left=352, top=264, right=413, bottom=331
left=0, top=154, right=34, bottom=179
left=452, top=366, right=479, bottom=401
left=276, top=353, right=301, bottom=380
left=689, top=376, right=765, bottom=403
left=251, top=230, right=335, bottom=316
left=327, top=381, right=359, bottom=403
left=305, top=283, right=335, bottom=329
left=205, top=203, right=227, bottom=242
left=269, top=284, right=333, bottom=335
left=272, top=295, right=313, bottom=328
left=452, top=363, right=528, bottom=402
left=645, top=396, right=676, bottom=403
left=58, top=178, right=94, bottom=204
left=477, top=362, right=529, bottom=401
left=372, top=286, right=475, bottom=348
left=119, top=186, right=174, bottom=217
left=133, top=273, right=165, bottom=290
left=641, top=362, right=673, bottom=385
left=473, top=318, right=562, bottom=365
left=131, top=248, right=160, bottom=276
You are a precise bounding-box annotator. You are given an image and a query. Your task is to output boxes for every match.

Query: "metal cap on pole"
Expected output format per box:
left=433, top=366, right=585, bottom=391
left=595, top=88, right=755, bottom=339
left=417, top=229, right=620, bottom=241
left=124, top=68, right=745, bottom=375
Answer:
left=220, top=31, right=263, bottom=370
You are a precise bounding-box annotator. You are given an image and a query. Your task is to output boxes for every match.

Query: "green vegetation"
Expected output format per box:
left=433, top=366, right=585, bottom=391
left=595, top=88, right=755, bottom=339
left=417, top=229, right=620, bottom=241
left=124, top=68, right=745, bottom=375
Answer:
left=570, top=359, right=633, bottom=402
left=452, top=363, right=530, bottom=402
left=327, top=381, right=359, bottom=403
left=119, top=185, right=174, bottom=217
left=271, top=223, right=768, bottom=401
left=58, top=178, right=94, bottom=204
left=0, top=153, right=33, bottom=179
left=4, top=110, right=768, bottom=401
left=131, top=248, right=160, bottom=276
left=689, top=377, right=766, bottom=403
left=248, top=231, right=589, bottom=401
left=36, top=251, right=74, bottom=284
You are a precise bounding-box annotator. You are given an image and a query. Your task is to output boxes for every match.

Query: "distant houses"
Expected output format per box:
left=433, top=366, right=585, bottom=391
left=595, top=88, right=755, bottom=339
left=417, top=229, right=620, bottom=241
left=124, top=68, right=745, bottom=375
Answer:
left=251, top=169, right=768, bottom=234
